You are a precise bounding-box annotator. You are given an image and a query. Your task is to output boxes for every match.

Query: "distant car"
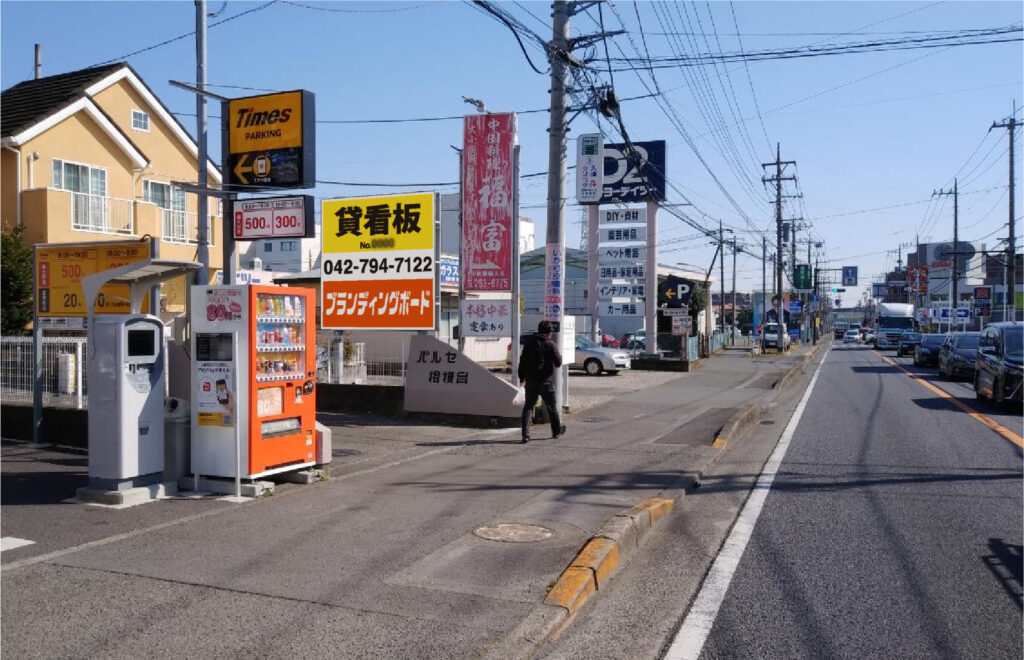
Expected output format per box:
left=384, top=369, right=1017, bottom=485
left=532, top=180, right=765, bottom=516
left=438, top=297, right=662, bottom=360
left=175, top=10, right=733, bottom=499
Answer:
left=864, top=331, right=877, bottom=346
left=914, top=333, right=947, bottom=366
left=762, top=323, right=789, bottom=350
left=974, top=322, right=1023, bottom=406
left=938, top=331, right=981, bottom=380
left=843, top=330, right=860, bottom=344
left=896, top=332, right=922, bottom=357
left=600, top=333, right=620, bottom=348
left=574, top=334, right=630, bottom=375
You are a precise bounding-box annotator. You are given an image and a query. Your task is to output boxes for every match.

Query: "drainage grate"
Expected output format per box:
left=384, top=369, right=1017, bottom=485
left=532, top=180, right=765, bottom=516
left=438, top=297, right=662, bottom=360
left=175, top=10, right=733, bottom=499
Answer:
left=759, top=420, right=776, bottom=425
left=582, top=416, right=612, bottom=423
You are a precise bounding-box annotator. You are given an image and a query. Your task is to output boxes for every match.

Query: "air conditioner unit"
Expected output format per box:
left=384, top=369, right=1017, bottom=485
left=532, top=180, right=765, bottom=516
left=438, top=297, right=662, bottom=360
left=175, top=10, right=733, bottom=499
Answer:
left=250, top=257, right=263, bottom=270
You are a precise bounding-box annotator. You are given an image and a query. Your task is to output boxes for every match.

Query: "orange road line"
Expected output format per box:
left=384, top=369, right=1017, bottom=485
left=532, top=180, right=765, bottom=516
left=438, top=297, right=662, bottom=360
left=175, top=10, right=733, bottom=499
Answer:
left=878, top=354, right=1023, bottom=449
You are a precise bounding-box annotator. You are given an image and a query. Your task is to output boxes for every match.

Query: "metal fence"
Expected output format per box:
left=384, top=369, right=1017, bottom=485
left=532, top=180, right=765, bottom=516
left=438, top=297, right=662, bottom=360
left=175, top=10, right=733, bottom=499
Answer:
left=316, top=331, right=407, bottom=386
left=0, top=336, right=88, bottom=409
left=709, top=330, right=728, bottom=354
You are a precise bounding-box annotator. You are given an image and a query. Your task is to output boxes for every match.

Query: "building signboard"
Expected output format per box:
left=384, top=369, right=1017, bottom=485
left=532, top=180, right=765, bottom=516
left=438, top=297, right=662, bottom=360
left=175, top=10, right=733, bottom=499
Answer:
left=658, top=275, right=696, bottom=308
left=224, top=90, right=315, bottom=189
left=320, top=192, right=437, bottom=330
left=973, top=286, right=992, bottom=316
left=599, top=245, right=646, bottom=266
left=598, top=283, right=645, bottom=299
left=603, top=302, right=644, bottom=316
left=600, top=141, right=666, bottom=203
left=601, top=225, right=647, bottom=242
left=599, top=207, right=646, bottom=225
left=462, top=112, right=516, bottom=292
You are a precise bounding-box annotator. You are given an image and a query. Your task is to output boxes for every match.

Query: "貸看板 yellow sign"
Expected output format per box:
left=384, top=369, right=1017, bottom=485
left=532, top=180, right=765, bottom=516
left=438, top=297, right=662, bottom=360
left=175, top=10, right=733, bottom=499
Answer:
left=322, top=193, right=435, bottom=253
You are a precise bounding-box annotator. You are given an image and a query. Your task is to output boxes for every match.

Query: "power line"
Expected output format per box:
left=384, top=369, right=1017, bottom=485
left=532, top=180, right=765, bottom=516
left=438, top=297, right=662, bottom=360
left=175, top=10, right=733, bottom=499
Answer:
left=91, top=1, right=279, bottom=67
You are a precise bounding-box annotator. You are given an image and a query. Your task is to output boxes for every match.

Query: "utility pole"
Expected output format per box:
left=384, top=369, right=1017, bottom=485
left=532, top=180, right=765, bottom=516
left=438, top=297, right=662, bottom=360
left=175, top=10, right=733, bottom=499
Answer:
left=992, top=112, right=1017, bottom=320
left=719, top=222, right=725, bottom=333
left=194, top=0, right=210, bottom=285
left=761, top=236, right=767, bottom=327
left=762, top=144, right=795, bottom=311
left=933, top=179, right=959, bottom=310
left=731, top=238, right=737, bottom=346
left=546, top=1, right=570, bottom=410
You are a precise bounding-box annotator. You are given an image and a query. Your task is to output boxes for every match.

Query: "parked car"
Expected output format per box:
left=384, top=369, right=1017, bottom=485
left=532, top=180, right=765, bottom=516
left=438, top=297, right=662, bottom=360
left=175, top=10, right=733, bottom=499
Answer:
left=574, top=334, right=630, bottom=375
left=600, top=333, right=620, bottom=348
left=914, top=333, right=947, bottom=366
left=621, top=330, right=646, bottom=352
left=843, top=329, right=860, bottom=344
left=762, top=323, right=789, bottom=350
left=974, top=322, right=1023, bottom=406
left=896, top=331, right=922, bottom=357
left=938, top=331, right=981, bottom=380
left=506, top=332, right=631, bottom=375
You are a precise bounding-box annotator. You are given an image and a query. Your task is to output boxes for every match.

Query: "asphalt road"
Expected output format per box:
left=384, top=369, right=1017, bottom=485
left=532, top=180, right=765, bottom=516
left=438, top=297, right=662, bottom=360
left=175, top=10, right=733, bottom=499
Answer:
left=691, top=343, right=1023, bottom=659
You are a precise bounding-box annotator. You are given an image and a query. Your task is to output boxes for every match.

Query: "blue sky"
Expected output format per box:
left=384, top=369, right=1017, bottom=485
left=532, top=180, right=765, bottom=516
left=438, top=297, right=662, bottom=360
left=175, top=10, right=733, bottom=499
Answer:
left=2, top=0, right=1021, bottom=305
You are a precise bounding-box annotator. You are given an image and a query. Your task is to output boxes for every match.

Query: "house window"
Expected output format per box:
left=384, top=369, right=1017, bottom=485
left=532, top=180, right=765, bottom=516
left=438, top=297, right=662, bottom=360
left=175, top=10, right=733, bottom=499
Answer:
left=264, top=243, right=273, bottom=252
left=145, top=180, right=189, bottom=242
left=131, top=110, right=149, bottom=132
left=143, top=180, right=185, bottom=211
left=52, top=159, right=106, bottom=195
left=280, top=241, right=297, bottom=252
left=52, top=159, right=110, bottom=231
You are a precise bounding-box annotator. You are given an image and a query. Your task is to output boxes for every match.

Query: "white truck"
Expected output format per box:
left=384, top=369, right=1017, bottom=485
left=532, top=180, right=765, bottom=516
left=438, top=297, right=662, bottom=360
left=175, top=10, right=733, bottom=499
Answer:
left=874, top=302, right=915, bottom=350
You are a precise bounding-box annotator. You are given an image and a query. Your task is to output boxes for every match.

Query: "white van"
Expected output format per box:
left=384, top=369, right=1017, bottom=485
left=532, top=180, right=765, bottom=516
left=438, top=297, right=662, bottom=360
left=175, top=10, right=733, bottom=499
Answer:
left=762, top=323, right=789, bottom=351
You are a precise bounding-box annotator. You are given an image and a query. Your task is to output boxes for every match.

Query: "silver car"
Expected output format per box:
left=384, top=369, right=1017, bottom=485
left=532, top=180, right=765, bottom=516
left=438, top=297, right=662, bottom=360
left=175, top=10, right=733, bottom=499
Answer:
left=574, top=334, right=630, bottom=375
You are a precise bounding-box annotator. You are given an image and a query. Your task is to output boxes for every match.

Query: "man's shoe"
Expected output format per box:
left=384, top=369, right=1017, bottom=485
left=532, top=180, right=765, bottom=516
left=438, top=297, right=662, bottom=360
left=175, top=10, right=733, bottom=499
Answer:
left=553, top=424, right=567, bottom=439
left=521, top=437, right=530, bottom=444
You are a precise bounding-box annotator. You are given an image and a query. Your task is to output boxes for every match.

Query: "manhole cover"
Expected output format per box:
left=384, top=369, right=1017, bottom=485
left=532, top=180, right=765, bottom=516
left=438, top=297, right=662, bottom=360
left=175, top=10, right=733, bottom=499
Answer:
left=473, top=523, right=553, bottom=543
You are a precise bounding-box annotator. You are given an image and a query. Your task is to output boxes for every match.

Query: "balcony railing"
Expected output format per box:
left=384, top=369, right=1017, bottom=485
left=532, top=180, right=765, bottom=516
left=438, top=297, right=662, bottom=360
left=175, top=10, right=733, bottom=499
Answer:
left=162, top=209, right=219, bottom=245
left=70, top=193, right=134, bottom=235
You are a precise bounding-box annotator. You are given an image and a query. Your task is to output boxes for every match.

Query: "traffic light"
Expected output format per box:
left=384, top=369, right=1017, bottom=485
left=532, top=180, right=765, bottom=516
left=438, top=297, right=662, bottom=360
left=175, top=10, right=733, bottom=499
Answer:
left=831, top=287, right=847, bottom=293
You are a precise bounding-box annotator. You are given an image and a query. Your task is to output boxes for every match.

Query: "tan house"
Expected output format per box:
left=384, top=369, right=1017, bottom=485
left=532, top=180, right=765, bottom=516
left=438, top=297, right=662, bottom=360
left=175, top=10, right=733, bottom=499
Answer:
left=1, top=62, right=224, bottom=312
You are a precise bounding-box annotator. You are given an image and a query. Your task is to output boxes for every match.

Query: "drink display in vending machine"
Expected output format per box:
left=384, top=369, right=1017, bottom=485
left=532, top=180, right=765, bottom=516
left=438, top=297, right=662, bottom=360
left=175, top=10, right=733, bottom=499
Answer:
left=190, top=284, right=317, bottom=479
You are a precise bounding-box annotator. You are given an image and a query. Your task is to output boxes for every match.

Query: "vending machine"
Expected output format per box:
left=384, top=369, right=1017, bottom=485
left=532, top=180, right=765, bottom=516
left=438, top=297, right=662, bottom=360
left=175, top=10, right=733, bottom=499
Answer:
left=190, top=285, right=317, bottom=479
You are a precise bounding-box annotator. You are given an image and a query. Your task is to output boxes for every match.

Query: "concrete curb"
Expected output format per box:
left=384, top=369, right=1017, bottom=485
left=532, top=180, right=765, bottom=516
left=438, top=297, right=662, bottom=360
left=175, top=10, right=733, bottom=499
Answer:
left=712, top=401, right=765, bottom=450
left=483, top=497, right=680, bottom=659
left=773, top=364, right=803, bottom=393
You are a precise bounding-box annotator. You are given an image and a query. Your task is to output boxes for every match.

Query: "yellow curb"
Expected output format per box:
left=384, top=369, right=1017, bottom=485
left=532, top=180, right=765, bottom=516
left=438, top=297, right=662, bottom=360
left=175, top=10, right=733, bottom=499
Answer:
left=570, top=538, right=620, bottom=588
left=544, top=566, right=595, bottom=615
left=632, top=497, right=674, bottom=525
left=711, top=436, right=727, bottom=450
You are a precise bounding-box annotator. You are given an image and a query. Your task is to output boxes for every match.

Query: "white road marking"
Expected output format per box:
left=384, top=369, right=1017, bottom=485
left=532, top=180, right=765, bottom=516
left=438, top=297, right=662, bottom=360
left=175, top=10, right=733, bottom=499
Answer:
left=663, top=347, right=830, bottom=660
left=1, top=537, right=36, bottom=552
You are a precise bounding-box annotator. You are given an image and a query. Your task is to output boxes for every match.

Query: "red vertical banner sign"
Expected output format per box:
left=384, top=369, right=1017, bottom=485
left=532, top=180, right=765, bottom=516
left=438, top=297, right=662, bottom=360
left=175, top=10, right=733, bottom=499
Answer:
left=462, top=113, right=517, bottom=292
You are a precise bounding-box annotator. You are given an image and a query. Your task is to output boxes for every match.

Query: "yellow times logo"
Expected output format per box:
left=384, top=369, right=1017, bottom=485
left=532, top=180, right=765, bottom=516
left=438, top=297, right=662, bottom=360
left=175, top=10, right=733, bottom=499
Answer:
left=227, top=91, right=303, bottom=153
left=322, top=193, right=434, bottom=253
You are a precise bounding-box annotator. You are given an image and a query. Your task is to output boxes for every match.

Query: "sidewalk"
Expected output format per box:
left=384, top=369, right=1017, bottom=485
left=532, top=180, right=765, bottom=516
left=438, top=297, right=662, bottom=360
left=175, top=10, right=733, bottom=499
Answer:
left=0, top=342, right=824, bottom=659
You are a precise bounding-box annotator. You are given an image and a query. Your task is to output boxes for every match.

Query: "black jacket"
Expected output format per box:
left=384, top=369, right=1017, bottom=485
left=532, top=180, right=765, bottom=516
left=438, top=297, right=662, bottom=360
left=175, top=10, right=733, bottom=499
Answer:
left=517, top=333, right=563, bottom=385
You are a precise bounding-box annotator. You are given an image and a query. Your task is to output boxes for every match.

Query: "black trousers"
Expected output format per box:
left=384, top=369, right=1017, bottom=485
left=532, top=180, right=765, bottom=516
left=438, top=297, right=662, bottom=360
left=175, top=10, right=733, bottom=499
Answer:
left=521, top=381, right=561, bottom=439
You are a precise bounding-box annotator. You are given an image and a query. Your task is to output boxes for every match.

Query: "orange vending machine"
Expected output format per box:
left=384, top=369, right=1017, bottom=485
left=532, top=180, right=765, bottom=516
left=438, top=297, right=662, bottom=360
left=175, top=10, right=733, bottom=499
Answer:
left=190, top=284, right=317, bottom=479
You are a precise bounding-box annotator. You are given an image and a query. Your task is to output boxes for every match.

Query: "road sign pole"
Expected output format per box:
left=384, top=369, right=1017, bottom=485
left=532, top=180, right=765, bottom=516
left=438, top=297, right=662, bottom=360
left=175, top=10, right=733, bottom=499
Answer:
left=647, top=201, right=658, bottom=354
left=588, top=204, right=600, bottom=344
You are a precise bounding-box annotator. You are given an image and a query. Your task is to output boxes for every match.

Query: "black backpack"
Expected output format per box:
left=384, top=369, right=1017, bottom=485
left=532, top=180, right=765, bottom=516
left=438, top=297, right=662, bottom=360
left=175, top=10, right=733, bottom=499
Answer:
left=533, top=336, right=547, bottom=376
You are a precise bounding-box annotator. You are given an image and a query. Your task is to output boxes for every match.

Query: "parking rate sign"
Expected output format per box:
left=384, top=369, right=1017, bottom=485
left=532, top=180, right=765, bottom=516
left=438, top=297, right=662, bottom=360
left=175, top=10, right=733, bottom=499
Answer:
left=321, top=192, right=437, bottom=330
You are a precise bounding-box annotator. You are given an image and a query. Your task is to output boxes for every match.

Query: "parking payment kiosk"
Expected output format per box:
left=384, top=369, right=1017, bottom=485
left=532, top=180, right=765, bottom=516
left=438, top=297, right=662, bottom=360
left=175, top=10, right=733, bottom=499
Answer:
left=88, top=314, right=166, bottom=489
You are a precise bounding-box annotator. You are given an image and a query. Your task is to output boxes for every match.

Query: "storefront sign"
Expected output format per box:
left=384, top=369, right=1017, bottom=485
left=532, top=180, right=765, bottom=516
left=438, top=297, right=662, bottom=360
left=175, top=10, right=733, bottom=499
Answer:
left=321, top=192, right=437, bottom=330
left=601, top=141, right=666, bottom=203
left=460, top=299, right=512, bottom=337
left=463, top=113, right=516, bottom=292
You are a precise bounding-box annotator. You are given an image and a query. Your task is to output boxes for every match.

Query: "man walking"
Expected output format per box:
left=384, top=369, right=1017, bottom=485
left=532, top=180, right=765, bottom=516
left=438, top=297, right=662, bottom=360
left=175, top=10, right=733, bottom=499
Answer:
left=518, top=320, right=566, bottom=444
